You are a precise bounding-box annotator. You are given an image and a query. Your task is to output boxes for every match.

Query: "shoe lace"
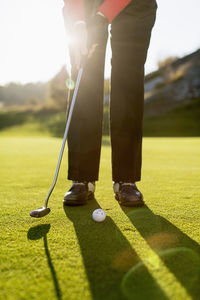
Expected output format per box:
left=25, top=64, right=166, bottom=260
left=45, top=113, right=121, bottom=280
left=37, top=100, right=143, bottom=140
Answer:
left=71, top=182, right=95, bottom=193
left=73, top=181, right=86, bottom=186
left=69, top=182, right=86, bottom=193
left=120, top=183, right=137, bottom=193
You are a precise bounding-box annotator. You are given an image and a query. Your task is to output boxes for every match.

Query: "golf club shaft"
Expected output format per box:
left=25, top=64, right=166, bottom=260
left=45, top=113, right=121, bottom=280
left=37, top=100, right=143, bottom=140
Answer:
left=44, top=67, right=83, bottom=207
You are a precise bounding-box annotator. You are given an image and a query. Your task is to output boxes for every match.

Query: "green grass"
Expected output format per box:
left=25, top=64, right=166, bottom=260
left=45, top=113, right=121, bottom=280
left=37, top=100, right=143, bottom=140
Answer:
left=0, top=133, right=200, bottom=300
left=0, top=111, right=66, bottom=137
left=1, top=98, right=200, bottom=138
left=143, top=99, right=200, bottom=137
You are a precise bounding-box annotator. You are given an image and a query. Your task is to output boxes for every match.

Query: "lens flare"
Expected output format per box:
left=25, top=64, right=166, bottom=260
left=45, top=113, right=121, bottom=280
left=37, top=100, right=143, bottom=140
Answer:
left=65, top=78, right=75, bottom=90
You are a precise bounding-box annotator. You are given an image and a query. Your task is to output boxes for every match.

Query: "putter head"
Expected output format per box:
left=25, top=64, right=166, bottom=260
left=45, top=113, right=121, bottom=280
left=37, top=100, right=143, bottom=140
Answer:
left=30, top=207, right=51, bottom=218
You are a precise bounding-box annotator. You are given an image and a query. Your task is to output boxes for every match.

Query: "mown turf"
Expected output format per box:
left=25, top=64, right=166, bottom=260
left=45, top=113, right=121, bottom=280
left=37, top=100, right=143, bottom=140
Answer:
left=0, top=134, right=200, bottom=300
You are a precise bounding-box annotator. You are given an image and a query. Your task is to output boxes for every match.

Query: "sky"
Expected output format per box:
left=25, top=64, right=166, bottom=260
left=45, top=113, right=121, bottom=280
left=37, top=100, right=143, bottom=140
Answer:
left=0, top=0, right=200, bottom=85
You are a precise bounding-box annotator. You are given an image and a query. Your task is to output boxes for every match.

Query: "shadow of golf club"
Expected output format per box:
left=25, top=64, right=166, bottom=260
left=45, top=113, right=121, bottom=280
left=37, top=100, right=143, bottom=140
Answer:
left=64, top=198, right=168, bottom=300
left=27, top=224, right=62, bottom=300
left=120, top=204, right=200, bottom=299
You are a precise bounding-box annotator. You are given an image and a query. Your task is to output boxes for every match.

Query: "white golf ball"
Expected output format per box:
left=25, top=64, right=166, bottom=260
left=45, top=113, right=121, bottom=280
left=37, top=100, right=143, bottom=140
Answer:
left=92, top=209, right=106, bottom=222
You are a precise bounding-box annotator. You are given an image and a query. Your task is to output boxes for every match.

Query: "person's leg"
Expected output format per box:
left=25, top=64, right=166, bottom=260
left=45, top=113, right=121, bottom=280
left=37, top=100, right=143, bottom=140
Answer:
left=110, top=0, right=157, bottom=183
left=67, top=25, right=108, bottom=182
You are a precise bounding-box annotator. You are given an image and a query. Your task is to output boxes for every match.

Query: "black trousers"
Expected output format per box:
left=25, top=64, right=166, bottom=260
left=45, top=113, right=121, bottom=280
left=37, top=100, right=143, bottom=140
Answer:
left=67, top=0, right=157, bottom=182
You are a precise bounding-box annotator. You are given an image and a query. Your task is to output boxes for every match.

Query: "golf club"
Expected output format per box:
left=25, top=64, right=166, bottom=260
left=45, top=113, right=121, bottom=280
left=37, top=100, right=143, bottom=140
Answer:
left=30, top=66, right=84, bottom=218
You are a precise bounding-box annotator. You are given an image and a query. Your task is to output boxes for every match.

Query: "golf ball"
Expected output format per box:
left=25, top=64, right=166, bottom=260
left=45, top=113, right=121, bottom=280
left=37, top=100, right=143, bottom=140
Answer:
left=92, top=209, right=106, bottom=222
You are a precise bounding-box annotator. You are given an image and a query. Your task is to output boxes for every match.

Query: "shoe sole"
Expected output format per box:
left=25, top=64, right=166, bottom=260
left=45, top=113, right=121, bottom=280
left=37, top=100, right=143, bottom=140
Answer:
left=115, top=194, right=145, bottom=207
left=63, top=193, right=94, bottom=206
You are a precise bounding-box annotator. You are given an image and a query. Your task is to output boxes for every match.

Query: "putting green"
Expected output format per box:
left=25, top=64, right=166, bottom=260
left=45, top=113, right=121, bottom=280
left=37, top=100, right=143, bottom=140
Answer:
left=0, top=136, right=200, bottom=300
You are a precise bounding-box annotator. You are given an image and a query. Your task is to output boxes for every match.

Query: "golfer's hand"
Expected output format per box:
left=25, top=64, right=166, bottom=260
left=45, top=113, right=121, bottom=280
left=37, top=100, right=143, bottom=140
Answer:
left=71, top=22, right=88, bottom=70
left=87, top=13, right=108, bottom=52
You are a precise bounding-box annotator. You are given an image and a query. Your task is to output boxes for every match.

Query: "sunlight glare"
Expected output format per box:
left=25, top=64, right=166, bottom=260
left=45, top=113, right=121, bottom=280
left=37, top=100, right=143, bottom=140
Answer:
left=65, top=78, right=75, bottom=90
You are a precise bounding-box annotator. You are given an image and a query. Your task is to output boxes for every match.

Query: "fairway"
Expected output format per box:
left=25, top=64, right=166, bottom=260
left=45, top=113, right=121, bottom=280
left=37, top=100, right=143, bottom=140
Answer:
left=0, top=135, right=200, bottom=300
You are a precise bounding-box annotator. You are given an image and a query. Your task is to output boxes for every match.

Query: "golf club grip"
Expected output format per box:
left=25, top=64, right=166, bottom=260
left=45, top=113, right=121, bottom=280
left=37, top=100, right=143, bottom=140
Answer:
left=44, top=68, right=83, bottom=207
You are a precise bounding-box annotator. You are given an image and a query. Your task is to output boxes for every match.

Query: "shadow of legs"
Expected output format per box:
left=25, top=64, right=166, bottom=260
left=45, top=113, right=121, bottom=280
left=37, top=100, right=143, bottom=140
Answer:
left=27, top=224, right=62, bottom=300
left=64, top=199, right=168, bottom=300
left=120, top=205, right=200, bottom=299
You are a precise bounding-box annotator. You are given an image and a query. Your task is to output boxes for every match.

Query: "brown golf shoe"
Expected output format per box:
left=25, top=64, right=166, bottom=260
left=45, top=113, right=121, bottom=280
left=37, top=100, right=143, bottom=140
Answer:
left=63, top=182, right=95, bottom=206
left=113, top=182, right=144, bottom=207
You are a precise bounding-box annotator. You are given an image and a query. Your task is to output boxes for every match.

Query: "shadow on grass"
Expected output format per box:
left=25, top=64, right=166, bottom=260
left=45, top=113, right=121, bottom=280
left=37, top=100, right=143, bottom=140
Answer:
left=121, top=205, right=200, bottom=299
left=27, top=224, right=62, bottom=300
left=64, top=199, right=168, bottom=300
